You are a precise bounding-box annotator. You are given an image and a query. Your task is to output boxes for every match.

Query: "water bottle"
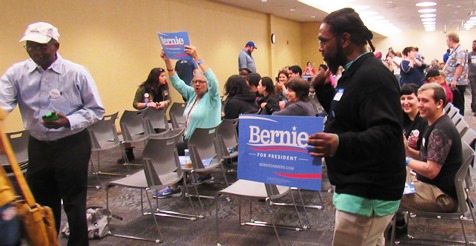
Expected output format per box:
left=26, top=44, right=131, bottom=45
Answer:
left=144, top=93, right=150, bottom=104
left=184, top=149, right=191, bottom=168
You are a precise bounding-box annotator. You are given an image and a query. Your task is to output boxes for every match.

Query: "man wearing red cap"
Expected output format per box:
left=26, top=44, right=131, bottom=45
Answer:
left=238, top=41, right=257, bottom=73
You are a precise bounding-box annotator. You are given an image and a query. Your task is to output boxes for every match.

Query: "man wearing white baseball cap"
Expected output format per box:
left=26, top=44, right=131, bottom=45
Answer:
left=0, top=22, right=104, bottom=246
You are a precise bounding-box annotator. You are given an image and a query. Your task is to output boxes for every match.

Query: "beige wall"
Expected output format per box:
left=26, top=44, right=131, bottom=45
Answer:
left=7, top=0, right=468, bottom=134
left=0, top=0, right=309, bottom=132
left=301, top=22, right=323, bottom=71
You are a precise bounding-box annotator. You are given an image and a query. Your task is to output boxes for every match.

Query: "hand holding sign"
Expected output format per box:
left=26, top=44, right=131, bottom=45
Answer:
left=158, top=31, right=192, bottom=60
left=307, top=132, right=338, bottom=157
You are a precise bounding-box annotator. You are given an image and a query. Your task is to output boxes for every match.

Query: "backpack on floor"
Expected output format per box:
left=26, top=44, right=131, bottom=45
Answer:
left=61, top=206, right=112, bottom=239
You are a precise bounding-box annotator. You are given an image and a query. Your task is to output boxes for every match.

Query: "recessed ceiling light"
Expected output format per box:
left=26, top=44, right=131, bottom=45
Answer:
left=421, top=18, right=436, bottom=22
left=364, top=15, right=384, bottom=20
left=416, top=2, right=437, bottom=7
left=290, top=8, right=296, bottom=12
left=311, top=16, right=316, bottom=18
left=297, top=0, right=401, bottom=36
left=354, top=5, right=370, bottom=10
left=418, top=8, right=436, bottom=13
left=261, top=0, right=268, bottom=2
left=420, top=14, right=436, bottom=18
left=359, top=11, right=378, bottom=15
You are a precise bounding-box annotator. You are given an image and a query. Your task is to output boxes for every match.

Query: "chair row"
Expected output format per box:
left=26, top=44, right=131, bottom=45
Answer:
left=105, top=125, right=309, bottom=245
left=104, top=122, right=233, bottom=242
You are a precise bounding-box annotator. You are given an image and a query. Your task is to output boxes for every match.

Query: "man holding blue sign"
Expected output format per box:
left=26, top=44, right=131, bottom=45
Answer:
left=308, top=8, right=405, bottom=246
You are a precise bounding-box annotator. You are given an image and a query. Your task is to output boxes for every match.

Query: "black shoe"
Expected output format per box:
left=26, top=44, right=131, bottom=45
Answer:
left=395, top=222, right=408, bottom=239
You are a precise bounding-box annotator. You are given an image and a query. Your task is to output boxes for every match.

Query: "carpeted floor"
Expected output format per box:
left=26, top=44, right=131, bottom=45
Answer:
left=56, top=93, right=476, bottom=246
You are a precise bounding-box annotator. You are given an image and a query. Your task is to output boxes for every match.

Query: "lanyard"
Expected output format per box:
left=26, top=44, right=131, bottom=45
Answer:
left=185, top=97, right=200, bottom=129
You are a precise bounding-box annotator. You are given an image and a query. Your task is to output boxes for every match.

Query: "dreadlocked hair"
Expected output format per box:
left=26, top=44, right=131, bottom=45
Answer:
left=323, top=8, right=375, bottom=52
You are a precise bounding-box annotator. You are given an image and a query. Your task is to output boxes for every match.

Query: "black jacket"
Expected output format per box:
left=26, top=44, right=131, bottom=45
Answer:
left=257, top=95, right=280, bottom=115
left=315, top=53, right=406, bottom=201
left=224, top=93, right=259, bottom=119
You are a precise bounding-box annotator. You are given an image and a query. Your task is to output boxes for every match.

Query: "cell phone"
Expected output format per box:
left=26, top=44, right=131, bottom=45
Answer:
left=42, top=112, right=59, bottom=122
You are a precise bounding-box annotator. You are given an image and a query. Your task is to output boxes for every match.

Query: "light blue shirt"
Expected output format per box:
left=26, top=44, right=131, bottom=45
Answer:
left=238, top=49, right=256, bottom=73
left=333, top=193, right=400, bottom=217
left=0, top=54, right=105, bottom=141
left=170, top=69, right=221, bottom=139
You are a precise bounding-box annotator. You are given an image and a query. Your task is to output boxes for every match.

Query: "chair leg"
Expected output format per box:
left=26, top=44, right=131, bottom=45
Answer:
left=466, top=198, right=476, bottom=229
left=241, top=198, right=304, bottom=231
left=106, top=187, right=160, bottom=243
left=177, top=182, right=204, bottom=219
left=91, top=149, right=131, bottom=177
left=106, top=187, right=110, bottom=210
left=88, top=158, right=101, bottom=189
left=184, top=172, right=205, bottom=209
left=265, top=201, right=283, bottom=246
left=220, top=164, right=229, bottom=186
left=272, top=188, right=324, bottom=210
left=145, top=190, right=163, bottom=242
left=140, top=189, right=144, bottom=215
left=389, top=214, right=397, bottom=246
left=458, top=217, right=469, bottom=245
left=289, top=189, right=309, bottom=229
left=238, top=198, right=242, bottom=225
left=215, top=193, right=221, bottom=246
left=151, top=175, right=204, bottom=220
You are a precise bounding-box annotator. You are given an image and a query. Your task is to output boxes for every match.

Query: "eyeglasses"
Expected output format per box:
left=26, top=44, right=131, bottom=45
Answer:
left=193, top=80, right=207, bottom=85
left=24, top=42, right=54, bottom=52
left=319, top=35, right=339, bottom=47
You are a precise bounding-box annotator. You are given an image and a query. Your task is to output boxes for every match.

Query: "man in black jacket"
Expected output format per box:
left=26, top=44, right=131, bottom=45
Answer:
left=307, top=8, right=406, bottom=245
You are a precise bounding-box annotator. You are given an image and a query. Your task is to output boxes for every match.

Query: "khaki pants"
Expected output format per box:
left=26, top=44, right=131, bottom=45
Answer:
left=333, top=210, right=394, bottom=246
left=402, top=167, right=457, bottom=212
left=401, top=180, right=457, bottom=212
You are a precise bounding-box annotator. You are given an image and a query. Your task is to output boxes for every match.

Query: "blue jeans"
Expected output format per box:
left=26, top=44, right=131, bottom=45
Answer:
left=0, top=203, right=21, bottom=246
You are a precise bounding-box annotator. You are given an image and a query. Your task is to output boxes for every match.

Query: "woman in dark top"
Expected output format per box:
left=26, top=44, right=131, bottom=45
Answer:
left=120, top=67, right=171, bottom=163
left=223, top=75, right=259, bottom=119
left=273, top=78, right=317, bottom=116
left=400, top=46, right=426, bottom=87
left=133, top=67, right=171, bottom=110
left=256, top=76, right=280, bottom=115
left=400, top=83, right=428, bottom=153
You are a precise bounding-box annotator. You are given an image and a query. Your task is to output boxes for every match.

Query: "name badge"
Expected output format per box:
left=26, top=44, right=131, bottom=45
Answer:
left=333, top=88, right=344, bottom=101
left=49, top=89, right=61, bottom=99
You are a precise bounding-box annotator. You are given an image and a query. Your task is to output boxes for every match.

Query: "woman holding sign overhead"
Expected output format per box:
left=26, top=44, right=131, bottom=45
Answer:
left=156, top=45, right=221, bottom=198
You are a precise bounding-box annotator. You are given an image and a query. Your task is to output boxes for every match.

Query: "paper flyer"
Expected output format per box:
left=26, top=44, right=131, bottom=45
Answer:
left=157, top=31, right=192, bottom=60
left=237, top=115, right=324, bottom=191
left=403, top=182, right=416, bottom=195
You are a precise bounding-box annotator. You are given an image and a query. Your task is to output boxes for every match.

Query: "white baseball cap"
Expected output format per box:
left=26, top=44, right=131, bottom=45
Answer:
left=19, top=22, right=60, bottom=44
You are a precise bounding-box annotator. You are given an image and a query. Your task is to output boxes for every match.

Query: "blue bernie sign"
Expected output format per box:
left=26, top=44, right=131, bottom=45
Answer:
left=157, top=31, right=192, bottom=60
left=237, top=115, right=323, bottom=191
